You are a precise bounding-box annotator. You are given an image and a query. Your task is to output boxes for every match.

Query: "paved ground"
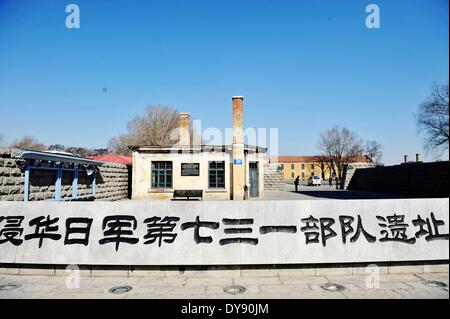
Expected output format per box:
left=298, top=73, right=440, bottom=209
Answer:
left=1, top=272, right=448, bottom=299
left=259, top=183, right=403, bottom=200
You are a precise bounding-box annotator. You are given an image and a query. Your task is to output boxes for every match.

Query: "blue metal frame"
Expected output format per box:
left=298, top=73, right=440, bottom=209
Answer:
left=23, top=160, right=97, bottom=202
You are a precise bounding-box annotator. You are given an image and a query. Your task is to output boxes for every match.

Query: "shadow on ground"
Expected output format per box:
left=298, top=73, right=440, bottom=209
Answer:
left=290, top=190, right=406, bottom=200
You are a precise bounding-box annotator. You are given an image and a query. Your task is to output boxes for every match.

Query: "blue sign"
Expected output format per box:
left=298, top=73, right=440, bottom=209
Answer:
left=233, top=159, right=243, bottom=165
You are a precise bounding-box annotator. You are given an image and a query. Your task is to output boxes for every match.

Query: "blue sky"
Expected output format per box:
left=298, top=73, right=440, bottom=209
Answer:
left=0, top=0, right=448, bottom=165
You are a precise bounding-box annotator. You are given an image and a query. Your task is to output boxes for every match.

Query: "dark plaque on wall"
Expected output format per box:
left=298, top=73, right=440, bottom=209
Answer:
left=181, top=163, right=200, bottom=176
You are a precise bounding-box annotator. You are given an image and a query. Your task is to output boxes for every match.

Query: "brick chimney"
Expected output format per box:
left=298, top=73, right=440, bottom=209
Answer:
left=404, top=155, right=408, bottom=164
left=178, top=112, right=191, bottom=146
left=232, top=96, right=245, bottom=200
left=416, top=153, right=421, bottom=163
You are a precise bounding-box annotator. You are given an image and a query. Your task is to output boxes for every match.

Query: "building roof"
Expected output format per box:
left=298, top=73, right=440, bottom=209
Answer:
left=90, top=154, right=133, bottom=165
left=13, top=150, right=104, bottom=166
left=130, top=144, right=267, bottom=154
left=270, top=155, right=371, bottom=163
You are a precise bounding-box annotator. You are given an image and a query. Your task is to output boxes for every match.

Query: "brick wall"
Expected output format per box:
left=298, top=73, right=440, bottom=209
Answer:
left=346, top=161, right=449, bottom=198
left=0, top=147, right=129, bottom=201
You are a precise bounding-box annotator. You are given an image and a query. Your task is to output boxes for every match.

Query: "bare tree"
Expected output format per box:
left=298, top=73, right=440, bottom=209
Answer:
left=109, top=105, right=181, bottom=156
left=318, top=127, right=364, bottom=180
left=416, top=83, right=449, bottom=153
left=10, top=136, right=47, bottom=151
left=365, top=140, right=383, bottom=164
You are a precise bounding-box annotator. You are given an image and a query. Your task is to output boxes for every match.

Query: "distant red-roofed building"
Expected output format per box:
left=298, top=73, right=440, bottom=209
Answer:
left=269, top=155, right=371, bottom=181
left=89, top=154, right=132, bottom=165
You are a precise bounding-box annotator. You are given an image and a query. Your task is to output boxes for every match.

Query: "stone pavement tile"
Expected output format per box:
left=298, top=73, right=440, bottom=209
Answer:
left=388, top=265, right=425, bottom=275
left=275, top=267, right=316, bottom=277
left=240, top=269, right=278, bottom=277
left=1, top=274, right=53, bottom=283
left=0, top=293, right=33, bottom=299
left=415, top=273, right=449, bottom=284
left=315, top=266, right=353, bottom=276
left=55, top=265, right=92, bottom=277
left=165, top=266, right=226, bottom=278
left=379, top=274, right=422, bottom=283
left=19, top=265, right=55, bottom=276
left=125, top=294, right=167, bottom=299
left=325, top=275, right=369, bottom=286
left=0, top=266, right=20, bottom=275
left=204, top=293, right=235, bottom=299
left=138, top=277, right=187, bottom=286
left=186, top=277, right=233, bottom=286
left=41, top=277, right=144, bottom=295
left=128, top=266, right=165, bottom=278
left=10, top=283, right=61, bottom=294
left=235, top=293, right=289, bottom=299
left=329, top=274, right=419, bottom=286
left=125, top=293, right=208, bottom=299
left=279, top=276, right=328, bottom=285
left=233, top=276, right=280, bottom=285
left=36, top=291, right=127, bottom=299
left=401, top=281, right=448, bottom=292
left=423, top=264, right=449, bottom=274
left=285, top=291, right=347, bottom=299
left=85, top=276, right=141, bottom=286
left=153, top=285, right=206, bottom=294
left=341, top=287, right=403, bottom=299
left=352, top=264, right=389, bottom=276
left=91, top=266, right=129, bottom=277
left=154, top=294, right=209, bottom=299
left=394, top=288, right=449, bottom=299
left=355, top=282, right=414, bottom=290
left=204, top=266, right=241, bottom=278
left=207, top=284, right=259, bottom=295
left=259, top=284, right=310, bottom=294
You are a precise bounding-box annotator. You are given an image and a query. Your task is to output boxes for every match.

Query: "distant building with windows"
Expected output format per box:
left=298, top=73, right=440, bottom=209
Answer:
left=271, top=155, right=372, bottom=181
left=130, top=97, right=266, bottom=200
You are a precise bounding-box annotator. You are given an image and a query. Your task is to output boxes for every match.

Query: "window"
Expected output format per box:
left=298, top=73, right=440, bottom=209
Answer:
left=301, top=164, right=305, bottom=170
left=209, top=161, right=225, bottom=188
left=291, top=172, right=295, bottom=178
left=151, top=161, right=172, bottom=188
left=310, top=164, right=314, bottom=169
left=291, top=164, right=295, bottom=170
left=301, top=172, right=305, bottom=178
left=280, top=164, right=284, bottom=169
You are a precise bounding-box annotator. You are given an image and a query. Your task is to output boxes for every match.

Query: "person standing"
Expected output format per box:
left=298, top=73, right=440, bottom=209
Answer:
left=329, top=177, right=332, bottom=187
left=294, top=176, right=300, bottom=192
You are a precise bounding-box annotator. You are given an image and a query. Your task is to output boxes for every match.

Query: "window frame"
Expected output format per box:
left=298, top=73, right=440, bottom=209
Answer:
left=151, top=161, right=173, bottom=189
left=208, top=161, right=225, bottom=189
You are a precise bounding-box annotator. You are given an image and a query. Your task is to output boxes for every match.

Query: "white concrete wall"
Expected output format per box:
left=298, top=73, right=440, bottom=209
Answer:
left=0, top=198, right=448, bottom=265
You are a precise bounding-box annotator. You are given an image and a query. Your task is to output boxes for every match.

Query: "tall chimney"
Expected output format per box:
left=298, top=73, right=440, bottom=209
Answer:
left=404, top=155, right=408, bottom=163
left=416, top=153, right=421, bottom=163
left=178, top=112, right=191, bottom=146
left=232, top=96, right=245, bottom=200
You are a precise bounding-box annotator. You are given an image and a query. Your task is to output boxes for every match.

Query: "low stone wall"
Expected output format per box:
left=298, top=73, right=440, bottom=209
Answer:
left=0, top=148, right=25, bottom=201
left=346, top=161, right=449, bottom=198
left=1, top=199, right=447, bottom=265
left=0, top=147, right=129, bottom=201
left=95, top=163, right=130, bottom=200
left=341, top=162, right=377, bottom=190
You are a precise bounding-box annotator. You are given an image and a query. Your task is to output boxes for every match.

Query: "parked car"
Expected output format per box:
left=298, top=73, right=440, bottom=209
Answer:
left=308, top=175, right=322, bottom=186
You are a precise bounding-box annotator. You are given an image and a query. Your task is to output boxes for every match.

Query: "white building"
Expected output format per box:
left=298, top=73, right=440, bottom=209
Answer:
left=131, top=96, right=266, bottom=200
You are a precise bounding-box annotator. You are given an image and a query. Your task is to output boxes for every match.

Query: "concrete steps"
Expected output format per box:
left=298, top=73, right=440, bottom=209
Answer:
left=264, top=164, right=285, bottom=191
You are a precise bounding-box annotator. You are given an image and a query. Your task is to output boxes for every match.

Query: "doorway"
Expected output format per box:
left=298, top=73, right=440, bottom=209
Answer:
left=249, top=162, right=259, bottom=197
